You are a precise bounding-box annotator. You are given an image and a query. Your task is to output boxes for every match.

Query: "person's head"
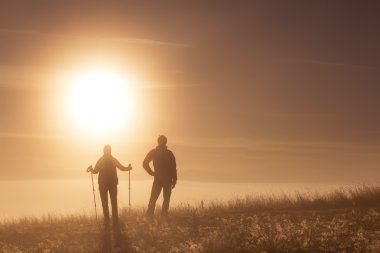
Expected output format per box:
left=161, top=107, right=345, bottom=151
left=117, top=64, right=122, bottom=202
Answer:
left=157, top=135, right=167, bottom=146
left=103, top=145, right=112, bottom=156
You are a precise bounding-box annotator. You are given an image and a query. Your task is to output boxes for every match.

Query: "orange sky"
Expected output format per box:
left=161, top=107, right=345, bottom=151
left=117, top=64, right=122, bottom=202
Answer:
left=0, top=1, right=379, bottom=183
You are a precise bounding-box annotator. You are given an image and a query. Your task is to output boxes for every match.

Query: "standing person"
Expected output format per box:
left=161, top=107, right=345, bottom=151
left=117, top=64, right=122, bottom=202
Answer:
left=87, top=145, right=132, bottom=230
left=143, top=135, right=177, bottom=218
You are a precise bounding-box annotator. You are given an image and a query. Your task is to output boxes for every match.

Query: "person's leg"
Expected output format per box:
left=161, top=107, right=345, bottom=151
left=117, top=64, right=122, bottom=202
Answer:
left=99, top=184, right=110, bottom=227
left=162, top=183, right=172, bottom=216
left=109, top=184, right=119, bottom=229
left=147, top=179, right=162, bottom=218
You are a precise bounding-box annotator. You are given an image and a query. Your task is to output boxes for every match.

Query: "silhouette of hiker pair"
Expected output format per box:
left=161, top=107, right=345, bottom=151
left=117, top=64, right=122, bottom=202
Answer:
left=87, top=135, right=177, bottom=230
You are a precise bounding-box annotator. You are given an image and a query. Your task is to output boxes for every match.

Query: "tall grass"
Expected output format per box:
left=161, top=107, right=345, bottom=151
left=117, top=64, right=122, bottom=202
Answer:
left=1, top=185, right=380, bottom=252
left=209, top=185, right=380, bottom=213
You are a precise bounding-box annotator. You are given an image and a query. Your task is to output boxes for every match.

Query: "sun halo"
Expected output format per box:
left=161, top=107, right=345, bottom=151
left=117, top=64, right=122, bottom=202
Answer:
left=67, top=69, right=134, bottom=135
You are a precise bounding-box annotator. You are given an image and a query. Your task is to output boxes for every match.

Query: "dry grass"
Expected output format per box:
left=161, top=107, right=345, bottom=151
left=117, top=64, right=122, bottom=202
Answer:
left=1, top=185, right=380, bottom=252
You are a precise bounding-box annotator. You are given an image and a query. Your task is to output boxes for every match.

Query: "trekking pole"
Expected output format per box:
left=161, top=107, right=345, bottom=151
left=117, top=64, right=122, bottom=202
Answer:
left=128, top=164, right=131, bottom=210
left=87, top=166, right=98, bottom=221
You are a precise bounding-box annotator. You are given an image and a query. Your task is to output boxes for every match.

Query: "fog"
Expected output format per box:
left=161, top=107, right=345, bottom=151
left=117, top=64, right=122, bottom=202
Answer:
left=0, top=180, right=350, bottom=220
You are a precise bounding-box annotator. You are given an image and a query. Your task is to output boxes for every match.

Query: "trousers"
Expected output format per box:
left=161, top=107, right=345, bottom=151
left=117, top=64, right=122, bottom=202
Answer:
left=147, top=179, right=172, bottom=216
left=99, top=183, right=119, bottom=227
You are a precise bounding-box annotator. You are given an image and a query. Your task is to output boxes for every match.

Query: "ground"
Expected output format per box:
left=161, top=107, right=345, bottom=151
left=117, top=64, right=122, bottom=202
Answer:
left=1, top=186, right=380, bottom=252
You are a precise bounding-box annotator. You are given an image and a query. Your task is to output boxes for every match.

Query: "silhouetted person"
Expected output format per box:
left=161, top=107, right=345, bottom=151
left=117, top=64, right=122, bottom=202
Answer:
left=88, top=145, right=132, bottom=230
left=143, top=135, right=177, bottom=218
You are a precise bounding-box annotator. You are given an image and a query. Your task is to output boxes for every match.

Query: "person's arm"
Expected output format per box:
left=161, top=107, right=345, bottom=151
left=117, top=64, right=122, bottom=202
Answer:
left=143, top=150, right=155, bottom=176
left=88, top=158, right=102, bottom=174
left=171, top=152, right=177, bottom=188
left=114, top=158, right=132, bottom=171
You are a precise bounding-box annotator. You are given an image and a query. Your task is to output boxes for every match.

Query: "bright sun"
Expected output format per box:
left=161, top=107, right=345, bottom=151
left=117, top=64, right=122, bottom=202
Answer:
left=67, top=69, right=134, bottom=134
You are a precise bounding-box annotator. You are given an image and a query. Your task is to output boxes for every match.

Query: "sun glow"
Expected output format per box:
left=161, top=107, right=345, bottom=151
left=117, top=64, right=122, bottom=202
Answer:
left=67, top=69, right=135, bottom=134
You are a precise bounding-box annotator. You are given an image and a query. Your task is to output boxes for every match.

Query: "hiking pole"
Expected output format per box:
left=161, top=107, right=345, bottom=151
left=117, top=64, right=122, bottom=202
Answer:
left=128, top=164, right=131, bottom=210
left=87, top=165, right=98, bottom=221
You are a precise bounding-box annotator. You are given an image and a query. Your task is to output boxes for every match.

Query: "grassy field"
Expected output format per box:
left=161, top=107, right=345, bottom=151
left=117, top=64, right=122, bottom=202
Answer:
left=1, top=186, right=380, bottom=252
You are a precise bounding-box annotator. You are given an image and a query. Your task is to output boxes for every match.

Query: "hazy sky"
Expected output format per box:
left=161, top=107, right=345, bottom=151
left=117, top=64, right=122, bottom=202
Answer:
left=0, top=1, right=379, bottom=183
